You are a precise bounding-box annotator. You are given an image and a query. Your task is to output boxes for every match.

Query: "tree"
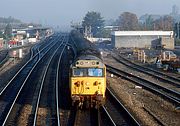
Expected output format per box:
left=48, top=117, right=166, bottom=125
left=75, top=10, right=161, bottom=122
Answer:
left=153, top=15, right=173, bottom=30
left=144, top=15, right=154, bottom=30
left=0, top=16, right=21, bottom=24
left=82, top=11, right=104, bottom=37
left=0, top=31, right=3, bottom=38
left=118, top=12, right=139, bottom=30
left=4, top=23, right=12, bottom=39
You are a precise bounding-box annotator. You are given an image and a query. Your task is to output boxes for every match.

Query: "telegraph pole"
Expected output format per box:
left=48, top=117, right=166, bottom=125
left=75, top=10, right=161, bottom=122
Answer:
left=178, top=22, right=180, bottom=39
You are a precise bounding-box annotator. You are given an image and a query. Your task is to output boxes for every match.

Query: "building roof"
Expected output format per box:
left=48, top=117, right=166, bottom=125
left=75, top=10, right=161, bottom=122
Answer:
left=111, top=31, right=174, bottom=37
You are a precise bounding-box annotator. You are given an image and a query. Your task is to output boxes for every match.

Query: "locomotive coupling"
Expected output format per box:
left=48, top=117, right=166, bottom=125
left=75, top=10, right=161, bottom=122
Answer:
left=72, top=95, right=80, bottom=101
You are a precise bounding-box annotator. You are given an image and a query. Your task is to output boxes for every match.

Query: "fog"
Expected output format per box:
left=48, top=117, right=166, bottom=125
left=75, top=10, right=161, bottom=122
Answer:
left=0, top=0, right=179, bottom=30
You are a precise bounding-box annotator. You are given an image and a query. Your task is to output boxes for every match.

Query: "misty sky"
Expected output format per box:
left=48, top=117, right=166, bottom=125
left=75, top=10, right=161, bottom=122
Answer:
left=0, top=0, right=180, bottom=29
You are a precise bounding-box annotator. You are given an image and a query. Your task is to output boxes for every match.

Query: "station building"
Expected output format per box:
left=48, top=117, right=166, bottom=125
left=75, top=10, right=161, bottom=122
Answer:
left=12, top=27, right=52, bottom=43
left=111, top=31, right=174, bottom=49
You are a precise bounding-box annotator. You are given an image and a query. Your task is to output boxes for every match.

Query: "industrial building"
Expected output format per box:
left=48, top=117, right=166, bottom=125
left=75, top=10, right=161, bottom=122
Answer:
left=111, top=31, right=174, bottom=49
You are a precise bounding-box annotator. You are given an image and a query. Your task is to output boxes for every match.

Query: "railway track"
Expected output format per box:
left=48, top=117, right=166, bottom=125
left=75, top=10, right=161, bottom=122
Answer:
left=30, top=38, right=48, bottom=59
left=33, top=35, right=68, bottom=126
left=0, top=34, right=63, bottom=125
left=73, top=108, right=99, bottom=126
left=65, top=87, right=140, bottom=126
left=0, top=50, right=8, bottom=66
left=0, top=34, right=61, bottom=93
left=112, top=52, right=180, bottom=88
left=106, top=65, right=180, bottom=106
left=100, top=88, right=140, bottom=126
left=57, top=106, right=98, bottom=126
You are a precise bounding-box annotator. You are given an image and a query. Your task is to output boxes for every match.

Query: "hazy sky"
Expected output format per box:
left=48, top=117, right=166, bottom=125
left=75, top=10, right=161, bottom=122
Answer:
left=0, top=0, right=180, bottom=29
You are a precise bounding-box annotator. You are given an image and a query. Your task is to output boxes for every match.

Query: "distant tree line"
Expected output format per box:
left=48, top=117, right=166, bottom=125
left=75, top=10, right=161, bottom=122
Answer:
left=0, top=16, right=42, bottom=30
left=0, top=16, right=22, bottom=24
left=80, top=11, right=175, bottom=38
left=115, top=12, right=174, bottom=31
left=4, top=23, right=12, bottom=39
left=0, top=16, right=42, bottom=40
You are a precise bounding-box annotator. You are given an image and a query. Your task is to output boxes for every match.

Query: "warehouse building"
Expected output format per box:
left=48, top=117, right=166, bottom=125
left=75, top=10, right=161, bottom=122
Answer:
left=111, top=31, right=174, bottom=49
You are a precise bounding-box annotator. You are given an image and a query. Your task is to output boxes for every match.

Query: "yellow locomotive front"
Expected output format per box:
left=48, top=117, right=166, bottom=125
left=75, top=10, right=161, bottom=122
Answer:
left=70, top=56, right=106, bottom=108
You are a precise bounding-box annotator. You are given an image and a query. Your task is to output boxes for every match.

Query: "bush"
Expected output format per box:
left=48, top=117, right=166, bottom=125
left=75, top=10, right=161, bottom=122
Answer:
left=175, top=38, right=180, bottom=46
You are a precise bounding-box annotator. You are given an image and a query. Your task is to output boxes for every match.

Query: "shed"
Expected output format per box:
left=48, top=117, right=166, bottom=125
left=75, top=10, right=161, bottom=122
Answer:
left=111, top=31, right=174, bottom=49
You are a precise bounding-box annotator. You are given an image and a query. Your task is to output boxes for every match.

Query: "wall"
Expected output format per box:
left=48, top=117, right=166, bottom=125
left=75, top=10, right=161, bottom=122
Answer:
left=113, top=35, right=159, bottom=48
left=161, top=37, right=174, bottom=49
left=112, top=35, right=174, bottom=49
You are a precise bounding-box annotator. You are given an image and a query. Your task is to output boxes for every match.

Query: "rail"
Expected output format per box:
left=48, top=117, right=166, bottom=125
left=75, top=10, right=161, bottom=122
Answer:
left=101, top=87, right=140, bottom=126
left=1, top=35, right=63, bottom=126
left=106, top=65, right=180, bottom=106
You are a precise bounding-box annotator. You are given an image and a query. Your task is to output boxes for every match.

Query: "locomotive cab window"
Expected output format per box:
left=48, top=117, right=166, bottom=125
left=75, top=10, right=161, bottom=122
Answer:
left=88, top=68, right=103, bottom=77
left=73, top=68, right=86, bottom=76
left=73, top=68, right=104, bottom=77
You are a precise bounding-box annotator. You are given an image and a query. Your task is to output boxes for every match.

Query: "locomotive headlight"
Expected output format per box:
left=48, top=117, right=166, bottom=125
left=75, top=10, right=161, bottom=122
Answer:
left=92, top=61, right=95, bottom=65
left=86, top=82, right=90, bottom=86
left=80, top=61, right=84, bottom=65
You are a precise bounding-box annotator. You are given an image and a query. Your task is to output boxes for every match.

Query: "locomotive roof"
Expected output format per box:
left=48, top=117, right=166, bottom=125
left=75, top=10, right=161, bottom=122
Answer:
left=75, top=55, right=102, bottom=61
left=72, top=54, right=104, bottom=68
